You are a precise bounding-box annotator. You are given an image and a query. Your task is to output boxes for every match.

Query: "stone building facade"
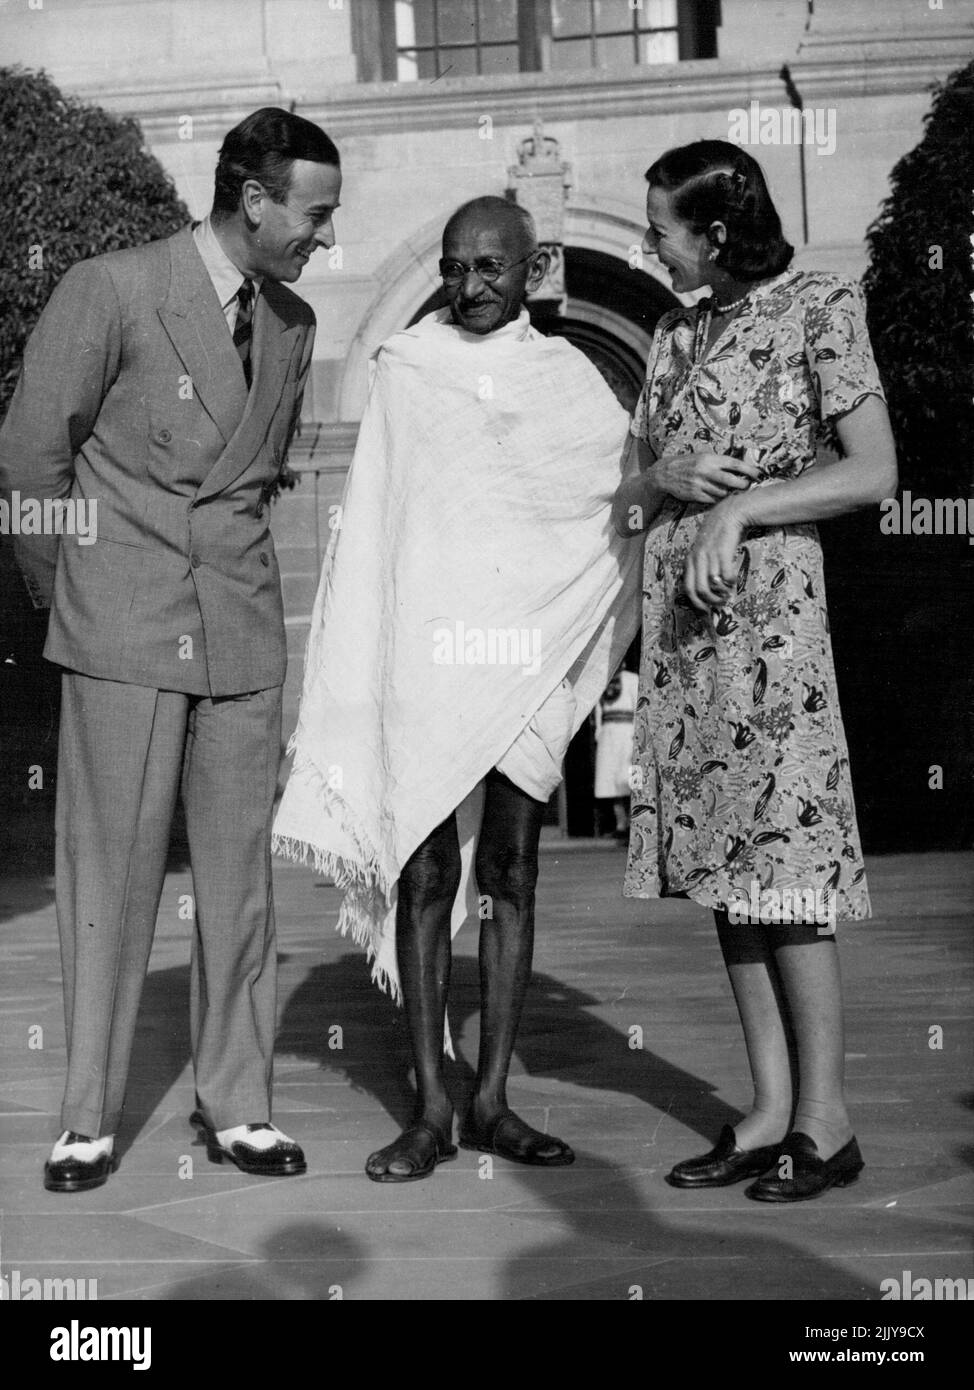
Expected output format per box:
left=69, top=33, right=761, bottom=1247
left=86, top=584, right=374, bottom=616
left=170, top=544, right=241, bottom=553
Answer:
left=3, top=0, right=971, bottom=829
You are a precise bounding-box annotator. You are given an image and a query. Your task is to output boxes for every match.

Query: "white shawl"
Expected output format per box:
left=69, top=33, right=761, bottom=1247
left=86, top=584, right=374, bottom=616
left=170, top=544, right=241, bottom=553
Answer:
left=273, top=307, right=641, bottom=1000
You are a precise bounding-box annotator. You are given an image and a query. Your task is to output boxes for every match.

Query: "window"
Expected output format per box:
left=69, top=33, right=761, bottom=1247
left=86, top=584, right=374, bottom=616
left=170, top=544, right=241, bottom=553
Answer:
left=550, top=0, right=680, bottom=71
left=354, top=1, right=719, bottom=83
left=395, top=0, right=521, bottom=81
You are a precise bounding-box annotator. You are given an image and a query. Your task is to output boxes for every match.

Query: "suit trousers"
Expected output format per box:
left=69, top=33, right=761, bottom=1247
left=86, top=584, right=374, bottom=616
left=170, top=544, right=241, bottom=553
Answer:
left=55, top=671, right=283, bottom=1136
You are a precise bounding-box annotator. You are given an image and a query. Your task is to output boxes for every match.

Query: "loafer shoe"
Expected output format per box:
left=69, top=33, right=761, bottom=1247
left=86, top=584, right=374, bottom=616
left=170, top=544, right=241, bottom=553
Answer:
left=204, top=1122, right=306, bottom=1176
left=746, top=1131, right=864, bottom=1202
left=666, top=1125, right=783, bottom=1188
left=44, top=1131, right=118, bottom=1193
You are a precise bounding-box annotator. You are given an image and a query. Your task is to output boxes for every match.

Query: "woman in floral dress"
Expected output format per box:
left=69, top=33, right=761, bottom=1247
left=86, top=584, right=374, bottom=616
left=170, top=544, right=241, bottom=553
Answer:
left=613, top=141, right=897, bottom=1202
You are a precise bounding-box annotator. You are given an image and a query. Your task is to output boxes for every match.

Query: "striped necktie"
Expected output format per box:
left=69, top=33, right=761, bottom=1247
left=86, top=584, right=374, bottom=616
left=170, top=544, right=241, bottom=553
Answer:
left=233, top=279, right=254, bottom=387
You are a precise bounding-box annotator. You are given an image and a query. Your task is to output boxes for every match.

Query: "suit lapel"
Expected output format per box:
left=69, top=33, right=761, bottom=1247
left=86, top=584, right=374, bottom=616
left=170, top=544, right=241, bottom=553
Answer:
left=194, top=282, right=303, bottom=503
left=157, top=228, right=248, bottom=445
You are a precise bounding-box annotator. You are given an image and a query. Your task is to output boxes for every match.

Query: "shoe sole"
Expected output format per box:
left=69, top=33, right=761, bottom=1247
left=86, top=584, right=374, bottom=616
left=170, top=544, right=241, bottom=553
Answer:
left=457, top=1137, right=575, bottom=1167
left=205, top=1145, right=306, bottom=1176
left=665, top=1167, right=771, bottom=1188
left=43, top=1156, right=119, bottom=1193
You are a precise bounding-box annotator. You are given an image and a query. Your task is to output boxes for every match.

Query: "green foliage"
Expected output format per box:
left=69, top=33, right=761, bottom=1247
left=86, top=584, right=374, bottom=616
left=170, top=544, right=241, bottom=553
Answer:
left=0, top=66, right=189, bottom=413
left=862, top=60, right=974, bottom=497
left=0, top=66, right=298, bottom=496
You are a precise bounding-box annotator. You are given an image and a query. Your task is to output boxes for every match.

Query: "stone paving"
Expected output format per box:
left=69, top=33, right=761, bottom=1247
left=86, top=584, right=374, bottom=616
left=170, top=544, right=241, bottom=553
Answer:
left=1, top=847, right=971, bottom=1301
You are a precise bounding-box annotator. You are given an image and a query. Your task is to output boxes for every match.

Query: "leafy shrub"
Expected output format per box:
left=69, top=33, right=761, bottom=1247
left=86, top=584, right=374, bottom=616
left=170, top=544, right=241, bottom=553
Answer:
left=862, top=59, right=974, bottom=496
left=822, top=59, right=974, bottom=853
left=0, top=65, right=189, bottom=414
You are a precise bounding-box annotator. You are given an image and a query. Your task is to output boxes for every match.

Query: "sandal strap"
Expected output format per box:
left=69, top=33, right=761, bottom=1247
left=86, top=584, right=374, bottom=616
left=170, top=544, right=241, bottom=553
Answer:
left=403, top=1120, right=451, bottom=1155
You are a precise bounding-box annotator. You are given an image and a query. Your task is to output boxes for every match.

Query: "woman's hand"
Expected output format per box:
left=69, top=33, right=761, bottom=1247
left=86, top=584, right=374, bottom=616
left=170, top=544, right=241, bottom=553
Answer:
left=657, top=451, right=760, bottom=505
left=684, top=494, right=749, bottom=610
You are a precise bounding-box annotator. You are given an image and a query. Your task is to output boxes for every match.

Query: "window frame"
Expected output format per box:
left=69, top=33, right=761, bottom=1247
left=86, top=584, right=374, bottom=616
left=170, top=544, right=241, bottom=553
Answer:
left=353, top=0, right=719, bottom=83
left=547, top=1, right=681, bottom=71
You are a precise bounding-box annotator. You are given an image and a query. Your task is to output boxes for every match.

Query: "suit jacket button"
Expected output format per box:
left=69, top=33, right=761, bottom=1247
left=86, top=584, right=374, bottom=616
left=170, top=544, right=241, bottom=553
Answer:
left=190, top=552, right=202, bottom=568
left=157, top=428, right=173, bottom=444
left=259, top=552, right=270, bottom=567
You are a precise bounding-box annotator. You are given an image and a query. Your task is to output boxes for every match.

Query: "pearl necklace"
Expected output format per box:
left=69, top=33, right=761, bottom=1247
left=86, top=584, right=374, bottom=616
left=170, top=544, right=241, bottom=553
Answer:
left=694, top=290, right=747, bottom=361
left=712, top=290, right=751, bottom=315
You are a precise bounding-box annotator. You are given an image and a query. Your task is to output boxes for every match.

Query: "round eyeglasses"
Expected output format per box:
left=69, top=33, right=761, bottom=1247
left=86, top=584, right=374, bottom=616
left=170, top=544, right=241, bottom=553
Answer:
left=438, top=252, right=536, bottom=287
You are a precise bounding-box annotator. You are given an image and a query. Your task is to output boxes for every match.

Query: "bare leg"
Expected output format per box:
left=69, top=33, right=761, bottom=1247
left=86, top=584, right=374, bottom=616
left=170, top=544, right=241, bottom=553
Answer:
left=365, top=813, right=460, bottom=1180
left=714, top=910, right=794, bottom=1150
left=771, top=928, right=854, bottom=1159
left=463, top=770, right=572, bottom=1164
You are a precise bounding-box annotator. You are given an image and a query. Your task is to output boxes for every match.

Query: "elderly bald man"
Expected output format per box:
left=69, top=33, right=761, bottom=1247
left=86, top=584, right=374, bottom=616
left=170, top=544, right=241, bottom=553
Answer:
left=275, top=196, right=640, bottom=1180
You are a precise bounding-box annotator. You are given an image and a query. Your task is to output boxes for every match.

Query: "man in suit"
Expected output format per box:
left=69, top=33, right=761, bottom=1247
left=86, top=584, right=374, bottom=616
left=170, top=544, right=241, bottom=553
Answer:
left=0, top=107, right=341, bottom=1190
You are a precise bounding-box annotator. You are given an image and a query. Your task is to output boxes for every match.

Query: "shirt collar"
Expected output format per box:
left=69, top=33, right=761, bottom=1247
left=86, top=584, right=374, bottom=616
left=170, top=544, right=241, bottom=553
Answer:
left=192, top=216, right=263, bottom=310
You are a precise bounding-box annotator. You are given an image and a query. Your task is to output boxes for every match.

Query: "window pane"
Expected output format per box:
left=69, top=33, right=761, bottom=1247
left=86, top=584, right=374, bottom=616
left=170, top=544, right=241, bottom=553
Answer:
left=397, top=48, right=439, bottom=80
left=438, top=44, right=478, bottom=76
left=596, top=33, right=637, bottom=67
left=552, top=0, right=592, bottom=38
left=644, top=0, right=677, bottom=26
left=395, top=0, right=437, bottom=47
left=436, top=0, right=477, bottom=45
left=551, top=36, right=594, bottom=69
left=479, top=42, right=520, bottom=74
left=594, top=0, right=636, bottom=31
left=478, top=0, right=518, bottom=43
left=642, top=29, right=679, bottom=63
left=395, top=0, right=416, bottom=47
left=413, top=0, right=437, bottom=46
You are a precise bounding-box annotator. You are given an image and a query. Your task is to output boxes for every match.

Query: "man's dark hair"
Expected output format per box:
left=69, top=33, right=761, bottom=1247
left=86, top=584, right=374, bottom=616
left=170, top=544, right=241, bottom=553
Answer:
left=645, top=139, right=793, bottom=281
left=212, top=107, right=340, bottom=219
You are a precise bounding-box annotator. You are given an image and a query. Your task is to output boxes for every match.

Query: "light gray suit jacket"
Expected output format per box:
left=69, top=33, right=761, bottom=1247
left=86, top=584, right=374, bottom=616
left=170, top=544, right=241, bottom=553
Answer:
left=0, top=226, right=315, bottom=695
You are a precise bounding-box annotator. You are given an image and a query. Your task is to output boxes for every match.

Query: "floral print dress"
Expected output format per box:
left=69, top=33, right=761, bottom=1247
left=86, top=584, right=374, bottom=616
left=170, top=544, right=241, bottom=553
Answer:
left=624, top=269, right=884, bottom=923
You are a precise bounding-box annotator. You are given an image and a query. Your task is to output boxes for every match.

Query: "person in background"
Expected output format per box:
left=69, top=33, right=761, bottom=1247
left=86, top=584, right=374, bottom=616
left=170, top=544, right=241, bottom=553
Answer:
left=594, top=666, right=639, bottom=842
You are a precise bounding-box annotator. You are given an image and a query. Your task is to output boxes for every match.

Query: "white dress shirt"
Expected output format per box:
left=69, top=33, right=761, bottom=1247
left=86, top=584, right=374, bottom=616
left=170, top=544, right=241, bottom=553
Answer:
left=192, top=217, right=262, bottom=331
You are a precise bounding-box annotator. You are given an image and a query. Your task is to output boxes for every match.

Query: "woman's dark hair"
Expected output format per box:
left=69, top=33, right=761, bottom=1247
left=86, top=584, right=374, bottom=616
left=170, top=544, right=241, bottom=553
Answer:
left=645, top=139, right=793, bottom=281
left=212, top=107, right=340, bottom=219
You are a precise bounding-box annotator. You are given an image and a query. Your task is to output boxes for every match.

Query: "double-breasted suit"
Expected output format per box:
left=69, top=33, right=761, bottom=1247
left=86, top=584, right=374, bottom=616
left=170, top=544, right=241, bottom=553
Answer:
left=0, top=225, right=315, bottom=1135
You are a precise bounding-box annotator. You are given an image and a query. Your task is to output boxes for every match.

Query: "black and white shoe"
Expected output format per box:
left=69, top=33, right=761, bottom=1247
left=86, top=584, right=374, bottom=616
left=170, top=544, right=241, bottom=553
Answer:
left=196, top=1118, right=306, bottom=1176
left=43, top=1131, right=118, bottom=1193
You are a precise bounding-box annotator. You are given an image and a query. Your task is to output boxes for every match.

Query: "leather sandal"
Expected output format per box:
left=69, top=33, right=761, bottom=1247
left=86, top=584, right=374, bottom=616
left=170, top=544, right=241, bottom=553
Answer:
left=365, top=1121, right=458, bottom=1184
left=458, top=1110, right=575, bottom=1167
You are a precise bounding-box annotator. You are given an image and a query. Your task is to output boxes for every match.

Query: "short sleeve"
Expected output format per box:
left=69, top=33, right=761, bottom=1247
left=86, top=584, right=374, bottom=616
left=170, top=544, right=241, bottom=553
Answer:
left=803, top=277, right=886, bottom=423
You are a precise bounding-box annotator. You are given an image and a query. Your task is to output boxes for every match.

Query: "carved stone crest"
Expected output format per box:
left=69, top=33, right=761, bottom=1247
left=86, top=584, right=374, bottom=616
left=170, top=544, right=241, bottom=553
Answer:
left=507, top=120, right=572, bottom=309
